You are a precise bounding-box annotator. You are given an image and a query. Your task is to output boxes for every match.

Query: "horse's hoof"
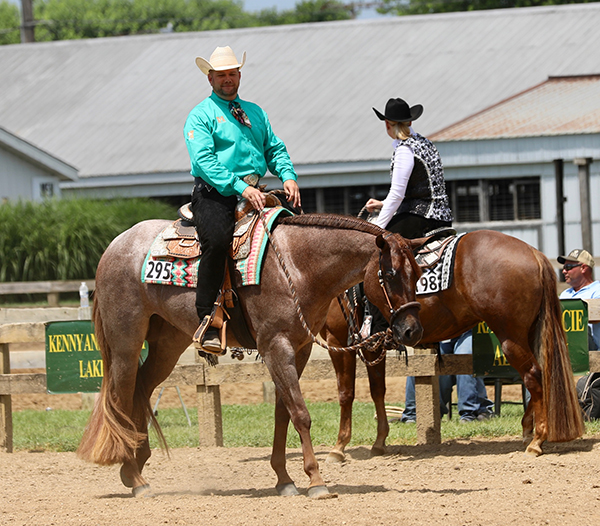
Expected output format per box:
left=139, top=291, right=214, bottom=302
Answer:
left=370, top=445, right=385, bottom=457
left=120, top=467, right=133, bottom=488
left=132, top=484, right=153, bottom=498
left=525, top=444, right=543, bottom=457
left=307, top=485, right=337, bottom=499
left=522, top=434, right=534, bottom=446
left=276, top=483, right=300, bottom=496
left=326, top=450, right=345, bottom=464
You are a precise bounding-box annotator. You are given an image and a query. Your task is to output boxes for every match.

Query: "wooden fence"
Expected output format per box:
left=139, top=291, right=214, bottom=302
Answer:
left=1, top=298, right=600, bottom=453
left=0, top=280, right=96, bottom=307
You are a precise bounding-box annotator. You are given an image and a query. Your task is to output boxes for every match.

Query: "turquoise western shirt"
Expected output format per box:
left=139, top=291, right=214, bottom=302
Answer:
left=184, top=92, right=297, bottom=196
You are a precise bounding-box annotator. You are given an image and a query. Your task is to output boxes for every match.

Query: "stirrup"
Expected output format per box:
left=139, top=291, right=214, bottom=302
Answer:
left=193, top=317, right=226, bottom=356
left=192, top=298, right=229, bottom=356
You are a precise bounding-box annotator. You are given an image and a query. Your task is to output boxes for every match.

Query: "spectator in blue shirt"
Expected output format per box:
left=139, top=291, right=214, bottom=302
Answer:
left=558, top=249, right=600, bottom=350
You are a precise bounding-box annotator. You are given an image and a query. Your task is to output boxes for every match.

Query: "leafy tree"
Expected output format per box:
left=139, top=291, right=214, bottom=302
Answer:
left=377, top=0, right=598, bottom=16
left=33, top=0, right=256, bottom=41
left=0, top=0, right=355, bottom=44
left=255, top=0, right=354, bottom=24
left=0, top=0, right=20, bottom=45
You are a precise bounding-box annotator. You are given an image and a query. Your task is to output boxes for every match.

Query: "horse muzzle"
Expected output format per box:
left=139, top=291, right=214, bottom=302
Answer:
left=390, top=301, right=423, bottom=347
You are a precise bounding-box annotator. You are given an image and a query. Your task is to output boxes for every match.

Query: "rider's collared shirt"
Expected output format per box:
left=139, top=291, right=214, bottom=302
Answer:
left=184, top=92, right=297, bottom=196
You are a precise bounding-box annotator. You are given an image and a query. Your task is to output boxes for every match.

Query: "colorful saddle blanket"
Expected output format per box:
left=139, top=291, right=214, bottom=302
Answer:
left=141, top=205, right=292, bottom=288
left=414, top=232, right=466, bottom=296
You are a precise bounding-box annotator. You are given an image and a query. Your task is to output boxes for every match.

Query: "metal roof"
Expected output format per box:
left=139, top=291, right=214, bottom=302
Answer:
left=431, top=75, right=600, bottom=141
left=0, top=126, right=77, bottom=180
left=1, top=4, right=600, bottom=179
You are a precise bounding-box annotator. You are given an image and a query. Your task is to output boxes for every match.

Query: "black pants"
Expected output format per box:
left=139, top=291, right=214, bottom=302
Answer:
left=387, top=212, right=452, bottom=239
left=191, top=184, right=238, bottom=321
left=369, top=212, right=452, bottom=334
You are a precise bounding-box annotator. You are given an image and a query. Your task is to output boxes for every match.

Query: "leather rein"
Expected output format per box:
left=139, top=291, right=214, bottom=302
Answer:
left=377, top=233, right=421, bottom=329
left=258, top=211, right=418, bottom=366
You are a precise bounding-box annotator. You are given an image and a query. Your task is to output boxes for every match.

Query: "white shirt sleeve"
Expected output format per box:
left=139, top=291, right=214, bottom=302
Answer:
left=375, top=142, right=414, bottom=229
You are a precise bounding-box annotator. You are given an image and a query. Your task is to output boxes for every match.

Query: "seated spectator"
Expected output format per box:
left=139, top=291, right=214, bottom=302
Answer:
left=401, top=330, right=494, bottom=423
left=558, top=249, right=600, bottom=350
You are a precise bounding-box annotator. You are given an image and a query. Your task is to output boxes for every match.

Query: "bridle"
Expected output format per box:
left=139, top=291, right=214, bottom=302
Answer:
left=377, top=235, right=421, bottom=327
left=257, top=211, right=419, bottom=366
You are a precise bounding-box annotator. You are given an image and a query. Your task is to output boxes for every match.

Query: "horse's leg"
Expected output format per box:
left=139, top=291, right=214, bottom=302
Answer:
left=326, top=348, right=357, bottom=463
left=264, top=340, right=329, bottom=498
left=365, top=352, right=388, bottom=457
left=500, top=339, right=545, bottom=456
left=120, top=321, right=191, bottom=496
left=521, top=395, right=535, bottom=446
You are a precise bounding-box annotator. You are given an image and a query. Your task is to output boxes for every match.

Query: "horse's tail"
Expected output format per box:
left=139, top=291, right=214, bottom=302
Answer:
left=533, top=250, right=585, bottom=442
left=77, top=300, right=167, bottom=465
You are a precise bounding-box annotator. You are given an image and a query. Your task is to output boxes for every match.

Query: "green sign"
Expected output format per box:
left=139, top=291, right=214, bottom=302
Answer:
left=45, top=320, right=148, bottom=394
left=473, top=299, right=590, bottom=377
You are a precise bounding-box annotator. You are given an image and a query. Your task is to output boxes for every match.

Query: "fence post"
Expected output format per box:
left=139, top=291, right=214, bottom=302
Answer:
left=263, top=381, right=276, bottom=404
left=415, top=347, right=441, bottom=445
left=197, top=384, right=224, bottom=447
left=0, top=343, right=13, bottom=453
left=195, top=359, right=223, bottom=447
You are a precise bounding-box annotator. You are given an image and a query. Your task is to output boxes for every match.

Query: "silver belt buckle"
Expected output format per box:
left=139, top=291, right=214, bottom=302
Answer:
left=243, top=174, right=260, bottom=187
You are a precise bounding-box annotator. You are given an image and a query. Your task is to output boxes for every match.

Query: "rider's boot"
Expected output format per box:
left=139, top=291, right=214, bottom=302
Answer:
left=193, top=312, right=226, bottom=356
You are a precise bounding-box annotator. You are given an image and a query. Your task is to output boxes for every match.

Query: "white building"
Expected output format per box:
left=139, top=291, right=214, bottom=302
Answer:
left=0, top=4, right=598, bottom=257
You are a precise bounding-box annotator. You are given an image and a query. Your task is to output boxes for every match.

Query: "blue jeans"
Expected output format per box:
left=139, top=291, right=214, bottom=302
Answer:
left=401, top=330, right=494, bottom=422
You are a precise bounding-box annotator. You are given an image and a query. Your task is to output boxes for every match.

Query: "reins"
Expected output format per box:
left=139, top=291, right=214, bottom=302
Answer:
left=257, top=210, right=408, bottom=366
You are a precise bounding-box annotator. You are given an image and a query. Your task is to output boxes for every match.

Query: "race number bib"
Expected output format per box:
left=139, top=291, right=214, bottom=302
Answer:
left=144, top=259, right=173, bottom=282
left=416, top=266, right=441, bottom=295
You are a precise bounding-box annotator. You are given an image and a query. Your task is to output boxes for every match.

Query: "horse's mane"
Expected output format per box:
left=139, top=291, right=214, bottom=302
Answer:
left=280, top=213, right=386, bottom=237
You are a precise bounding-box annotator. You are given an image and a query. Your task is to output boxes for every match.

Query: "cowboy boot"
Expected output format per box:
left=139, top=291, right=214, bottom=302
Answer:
left=192, top=312, right=226, bottom=356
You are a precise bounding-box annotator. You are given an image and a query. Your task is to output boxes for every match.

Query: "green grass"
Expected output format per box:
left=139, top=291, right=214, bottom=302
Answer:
left=14, top=401, right=600, bottom=453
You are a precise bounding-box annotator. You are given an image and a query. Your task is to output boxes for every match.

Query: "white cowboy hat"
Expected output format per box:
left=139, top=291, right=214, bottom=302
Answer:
left=195, top=46, right=246, bottom=75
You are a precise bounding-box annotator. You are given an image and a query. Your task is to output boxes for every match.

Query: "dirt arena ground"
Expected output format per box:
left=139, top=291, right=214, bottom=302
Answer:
left=5, top=377, right=600, bottom=526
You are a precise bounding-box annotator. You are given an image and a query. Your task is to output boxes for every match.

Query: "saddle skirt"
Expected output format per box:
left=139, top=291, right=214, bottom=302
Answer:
left=414, top=227, right=458, bottom=269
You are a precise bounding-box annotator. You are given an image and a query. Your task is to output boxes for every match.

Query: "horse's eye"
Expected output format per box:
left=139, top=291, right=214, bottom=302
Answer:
left=386, top=269, right=397, bottom=280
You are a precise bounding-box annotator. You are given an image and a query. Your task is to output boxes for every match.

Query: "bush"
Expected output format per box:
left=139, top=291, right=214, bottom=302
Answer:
left=0, top=197, right=177, bottom=282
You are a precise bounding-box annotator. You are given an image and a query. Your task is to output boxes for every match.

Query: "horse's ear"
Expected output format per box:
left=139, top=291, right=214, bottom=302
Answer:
left=376, top=234, right=388, bottom=250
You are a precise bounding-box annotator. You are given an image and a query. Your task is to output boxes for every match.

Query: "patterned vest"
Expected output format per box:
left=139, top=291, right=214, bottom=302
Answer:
left=393, top=133, right=453, bottom=222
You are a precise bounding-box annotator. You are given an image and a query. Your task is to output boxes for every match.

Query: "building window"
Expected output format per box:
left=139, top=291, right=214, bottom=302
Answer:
left=447, top=177, right=540, bottom=222
left=40, top=183, right=54, bottom=198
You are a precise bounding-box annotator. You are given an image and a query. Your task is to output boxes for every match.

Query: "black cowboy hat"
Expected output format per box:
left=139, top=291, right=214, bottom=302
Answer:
left=373, top=98, right=423, bottom=123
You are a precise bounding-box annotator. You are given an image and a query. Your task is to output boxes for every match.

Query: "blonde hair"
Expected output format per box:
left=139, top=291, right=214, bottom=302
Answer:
left=387, top=120, right=412, bottom=140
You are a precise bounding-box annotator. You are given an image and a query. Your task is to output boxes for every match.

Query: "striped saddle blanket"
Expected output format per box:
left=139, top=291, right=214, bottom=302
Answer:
left=141, top=204, right=292, bottom=288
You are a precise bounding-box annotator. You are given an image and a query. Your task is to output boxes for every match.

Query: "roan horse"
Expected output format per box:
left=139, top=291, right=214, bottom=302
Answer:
left=77, top=213, right=424, bottom=498
left=322, top=230, right=585, bottom=460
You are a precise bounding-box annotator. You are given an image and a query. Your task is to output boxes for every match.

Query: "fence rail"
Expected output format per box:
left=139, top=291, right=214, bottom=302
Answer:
left=0, top=280, right=96, bottom=307
left=1, top=297, right=599, bottom=453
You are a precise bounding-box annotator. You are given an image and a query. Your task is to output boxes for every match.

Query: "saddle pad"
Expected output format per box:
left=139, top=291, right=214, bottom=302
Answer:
left=415, top=233, right=465, bottom=296
left=233, top=206, right=290, bottom=285
left=141, top=206, right=290, bottom=288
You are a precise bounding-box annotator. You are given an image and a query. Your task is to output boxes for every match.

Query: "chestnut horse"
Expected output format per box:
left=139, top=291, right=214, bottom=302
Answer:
left=77, top=213, right=423, bottom=498
left=322, top=230, right=584, bottom=460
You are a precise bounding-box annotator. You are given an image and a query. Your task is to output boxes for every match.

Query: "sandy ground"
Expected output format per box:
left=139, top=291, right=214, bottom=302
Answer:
left=7, top=330, right=594, bottom=526
left=7, top=367, right=600, bottom=526
left=2, top=438, right=600, bottom=526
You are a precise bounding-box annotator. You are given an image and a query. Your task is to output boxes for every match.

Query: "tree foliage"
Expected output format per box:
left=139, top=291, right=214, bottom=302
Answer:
left=377, top=0, right=598, bottom=16
left=0, top=1, right=20, bottom=44
left=0, top=0, right=353, bottom=44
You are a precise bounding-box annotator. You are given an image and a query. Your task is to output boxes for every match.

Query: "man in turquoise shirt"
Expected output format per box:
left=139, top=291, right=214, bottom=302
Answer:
left=184, top=45, right=301, bottom=354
